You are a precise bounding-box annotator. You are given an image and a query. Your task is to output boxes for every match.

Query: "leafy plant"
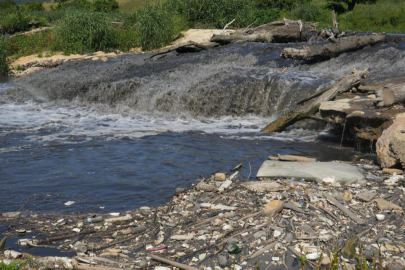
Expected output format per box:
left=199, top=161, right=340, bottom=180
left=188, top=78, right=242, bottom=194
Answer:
left=94, top=0, right=119, bottom=13
left=54, top=11, right=116, bottom=54
left=0, top=39, right=9, bottom=75
left=138, top=6, right=176, bottom=50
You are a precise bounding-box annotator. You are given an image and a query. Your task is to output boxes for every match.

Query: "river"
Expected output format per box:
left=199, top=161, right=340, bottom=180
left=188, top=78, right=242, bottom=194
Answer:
left=1, top=39, right=404, bottom=214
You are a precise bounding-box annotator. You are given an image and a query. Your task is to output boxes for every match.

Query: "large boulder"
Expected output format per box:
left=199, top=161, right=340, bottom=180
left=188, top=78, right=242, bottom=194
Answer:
left=376, top=113, right=405, bottom=168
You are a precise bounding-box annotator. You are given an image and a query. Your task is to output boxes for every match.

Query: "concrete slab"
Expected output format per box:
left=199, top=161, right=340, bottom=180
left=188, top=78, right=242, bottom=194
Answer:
left=256, top=160, right=365, bottom=184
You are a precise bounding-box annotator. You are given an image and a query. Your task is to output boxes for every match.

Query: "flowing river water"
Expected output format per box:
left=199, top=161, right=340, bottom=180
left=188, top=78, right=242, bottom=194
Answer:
left=1, top=40, right=405, bottom=214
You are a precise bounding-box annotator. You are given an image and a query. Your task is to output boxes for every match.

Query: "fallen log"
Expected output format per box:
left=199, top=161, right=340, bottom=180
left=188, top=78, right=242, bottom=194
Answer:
left=261, top=68, right=369, bottom=133
left=281, top=35, right=386, bottom=61
left=211, top=19, right=318, bottom=45
left=383, top=83, right=405, bottom=106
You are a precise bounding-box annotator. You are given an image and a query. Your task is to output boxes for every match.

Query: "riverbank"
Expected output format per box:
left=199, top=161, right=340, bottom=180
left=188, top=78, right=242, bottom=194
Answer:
left=1, top=157, right=404, bottom=269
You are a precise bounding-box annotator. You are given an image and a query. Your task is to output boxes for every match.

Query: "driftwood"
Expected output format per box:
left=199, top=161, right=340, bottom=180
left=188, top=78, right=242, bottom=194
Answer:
left=323, top=193, right=366, bottom=225
left=150, top=254, right=199, bottom=270
left=281, top=35, right=386, bottom=61
left=211, top=19, right=318, bottom=45
left=261, top=69, right=369, bottom=133
left=383, top=83, right=405, bottom=106
left=150, top=42, right=218, bottom=59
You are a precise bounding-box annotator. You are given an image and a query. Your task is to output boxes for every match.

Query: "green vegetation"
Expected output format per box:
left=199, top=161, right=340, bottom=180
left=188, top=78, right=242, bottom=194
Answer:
left=0, top=0, right=404, bottom=73
left=54, top=11, right=116, bottom=54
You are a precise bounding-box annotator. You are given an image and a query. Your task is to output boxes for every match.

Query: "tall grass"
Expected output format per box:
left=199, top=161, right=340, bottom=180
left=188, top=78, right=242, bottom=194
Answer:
left=138, top=6, right=177, bottom=50
left=6, top=30, right=54, bottom=58
left=54, top=11, right=116, bottom=54
left=338, top=0, right=405, bottom=33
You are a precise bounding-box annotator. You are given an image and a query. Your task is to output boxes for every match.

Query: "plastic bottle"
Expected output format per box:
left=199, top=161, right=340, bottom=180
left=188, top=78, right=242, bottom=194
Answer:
left=86, top=215, right=103, bottom=223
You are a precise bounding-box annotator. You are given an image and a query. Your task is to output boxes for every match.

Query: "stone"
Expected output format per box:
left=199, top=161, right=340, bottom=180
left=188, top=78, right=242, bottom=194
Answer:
left=382, top=168, right=404, bottom=175
left=341, top=191, right=353, bottom=202
left=299, top=225, right=316, bottom=235
left=285, top=233, right=293, bottom=243
left=374, top=198, right=403, bottom=214
left=253, top=231, right=266, bottom=238
left=217, top=253, right=229, bottom=267
left=241, top=181, right=288, bottom=192
left=214, top=173, right=226, bottom=181
left=196, top=181, right=217, bottom=192
left=385, top=243, right=401, bottom=253
left=376, top=113, right=405, bottom=168
left=263, top=200, right=284, bottom=217
left=342, top=236, right=359, bottom=258
left=256, top=161, right=365, bottom=183
left=356, top=191, right=377, bottom=202
left=375, top=214, right=385, bottom=221
left=4, top=250, right=21, bottom=259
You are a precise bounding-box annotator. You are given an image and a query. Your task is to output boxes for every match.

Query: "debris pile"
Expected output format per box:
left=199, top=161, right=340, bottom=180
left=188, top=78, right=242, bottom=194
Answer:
left=0, top=158, right=404, bottom=269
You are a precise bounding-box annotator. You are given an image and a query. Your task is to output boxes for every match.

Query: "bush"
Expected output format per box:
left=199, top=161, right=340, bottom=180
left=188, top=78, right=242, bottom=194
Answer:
left=0, top=0, right=16, bottom=11
left=5, top=30, right=54, bottom=57
left=0, top=9, right=32, bottom=34
left=24, top=2, right=45, bottom=12
left=54, top=11, right=116, bottom=54
left=138, top=6, right=177, bottom=50
left=94, top=0, right=119, bottom=13
left=0, top=39, right=8, bottom=74
left=290, top=2, right=329, bottom=22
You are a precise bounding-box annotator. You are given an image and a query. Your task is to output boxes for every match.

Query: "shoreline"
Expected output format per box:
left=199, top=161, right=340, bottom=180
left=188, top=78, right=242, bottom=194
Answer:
left=1, top=158, right=404, bottom=269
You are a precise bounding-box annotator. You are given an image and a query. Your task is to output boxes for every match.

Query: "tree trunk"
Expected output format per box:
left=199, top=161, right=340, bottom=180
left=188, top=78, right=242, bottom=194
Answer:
left=281, top=35, right=386, bottom=61
left=261, top=69, right=369, bottom=133
left=210, top=19, right=319, bottom=45
left=383, top=83, right=405, bottom=106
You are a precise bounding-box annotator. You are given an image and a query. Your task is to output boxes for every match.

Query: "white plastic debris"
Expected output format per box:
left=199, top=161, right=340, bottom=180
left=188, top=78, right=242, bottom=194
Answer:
left=64, top=201, right=75, bottom=206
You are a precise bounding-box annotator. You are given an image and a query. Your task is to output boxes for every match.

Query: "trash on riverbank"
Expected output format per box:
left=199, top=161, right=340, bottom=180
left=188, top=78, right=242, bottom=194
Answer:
left=1, top=158, right=404, bottom=269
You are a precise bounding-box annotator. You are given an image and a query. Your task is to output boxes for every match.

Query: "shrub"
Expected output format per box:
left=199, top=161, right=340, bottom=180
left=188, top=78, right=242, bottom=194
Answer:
left=114, top=28, right=140, bottom=51
left=5, top=30, right=54, bottom=57
left=0, top=39, right=8, bottom=74
left=0, top=0, right=16, bottom=11
left=24, top=2, right=45, bottom=12
left=94, top=0, right=119, bottom=13
left=0, top=9, right=32, bottom=34
left=54, top=11, right=116, bottom=54
left=290, top=2, right=329, bottom=23
left=138, top=6, right=176, bottom=50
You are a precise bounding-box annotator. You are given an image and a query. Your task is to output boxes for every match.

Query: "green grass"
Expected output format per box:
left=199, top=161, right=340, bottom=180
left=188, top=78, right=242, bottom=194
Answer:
left=338, top=0, right=405, bottom=33
left=5, top=29, right=54, bottom=58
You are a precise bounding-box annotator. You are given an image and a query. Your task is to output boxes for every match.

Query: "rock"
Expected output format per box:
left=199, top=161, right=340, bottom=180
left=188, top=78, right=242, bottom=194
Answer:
left=342, top=236, right=358, bottom=258
left=253, top=231, right=266, bottom=238
left=341, top=191, right=353, bottom=202
left=285, top=233, right=293, bottom=243
left=382, top=168, right=404, bottom=175
left=385, top=243, right=401, bottom=253
left=4, top=250, right=21, bottom=259
left=376, top=113, right=405, bottom=168
left=241, top=181, right=288, bottom=192
left=199, top=253, right=207, bottom=260
left=356, top=191, right=377, bottom=202
left=214, top=173, right=226, bottom=181
left=196, top=181, right=217, bottom=192
left=263, top=200, right=284, bottom=217
left=218, top=253, right=229, bottom=267
left=211, top=204, right=237, bottom=211
left=374, top=198, right=403, bottom=214
left=155, top=267, right=171, bottom=270
left=256, top=161, right=365, bottom=183
left=375, top=214, right=385, bottom=221
left=299, top=225, right=316, bottom=235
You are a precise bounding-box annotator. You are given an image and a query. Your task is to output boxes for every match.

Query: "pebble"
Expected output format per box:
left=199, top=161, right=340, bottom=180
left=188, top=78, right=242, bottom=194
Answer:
left=263, top=200, right=284, bottom=217
left=217, top=253, right=229, bottom=267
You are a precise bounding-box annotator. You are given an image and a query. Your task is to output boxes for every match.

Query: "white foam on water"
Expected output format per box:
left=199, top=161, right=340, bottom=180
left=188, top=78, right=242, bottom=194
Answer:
left=2, top=91, right=307, bottom=152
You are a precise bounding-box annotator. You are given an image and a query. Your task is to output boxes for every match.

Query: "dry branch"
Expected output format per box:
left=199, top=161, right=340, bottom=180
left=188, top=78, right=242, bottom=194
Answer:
left=149, top=254, right=199, bottom=270
left=281, top=35, right=386, bottom=61
left=261, top=69, right=369, bottom=133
